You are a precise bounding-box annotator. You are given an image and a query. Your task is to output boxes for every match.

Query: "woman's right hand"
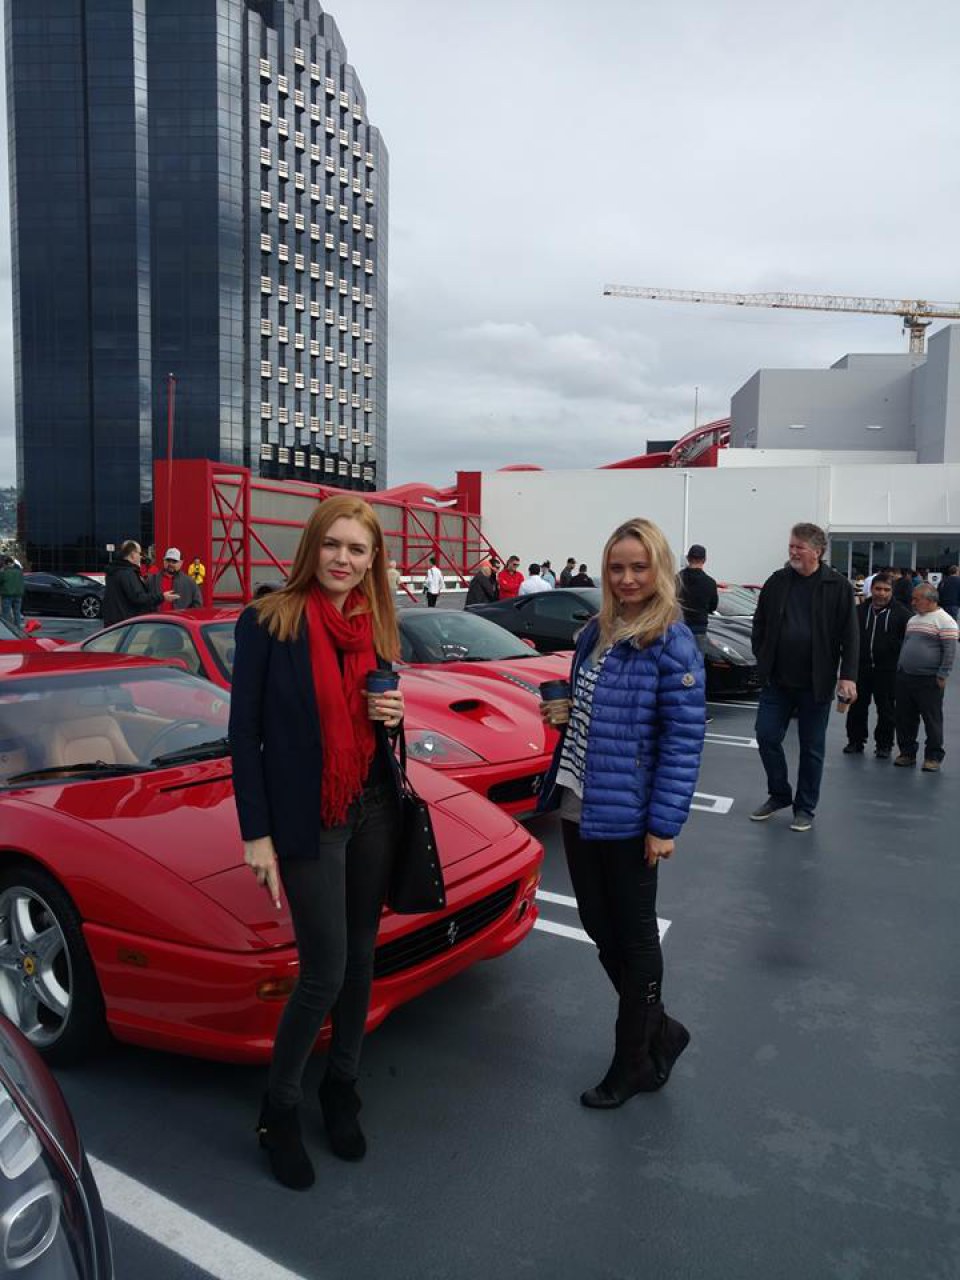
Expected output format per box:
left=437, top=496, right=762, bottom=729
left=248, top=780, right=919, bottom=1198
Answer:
left=540, top=699, right=571, bottom=728
left=243, top=836, right=282, bottom=910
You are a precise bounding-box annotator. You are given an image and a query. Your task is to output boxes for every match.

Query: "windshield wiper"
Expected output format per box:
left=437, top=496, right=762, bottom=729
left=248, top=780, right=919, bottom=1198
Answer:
left=5, top=762, right=151, bottom=784
left=152, top=738, right=231, bottom=767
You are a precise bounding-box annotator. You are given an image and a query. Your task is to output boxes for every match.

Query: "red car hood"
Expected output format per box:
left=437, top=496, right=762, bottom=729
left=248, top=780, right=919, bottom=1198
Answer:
left=398, top=666, right=561, bottom=763
left=11, top=756, right=511, bottom=885
left=418, top=652, right=574, bottom=697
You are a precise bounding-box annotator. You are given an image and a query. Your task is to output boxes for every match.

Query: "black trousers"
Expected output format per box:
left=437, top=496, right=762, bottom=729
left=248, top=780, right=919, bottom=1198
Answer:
left=895, top=673, right=945, bottom=762
left=268, top=783, right=398, bottom=1108
left=425, top=593, right=439, bottom=608
left=561, top=821, right=662, bottom=994
left=846, top=667, right=897, bottom=750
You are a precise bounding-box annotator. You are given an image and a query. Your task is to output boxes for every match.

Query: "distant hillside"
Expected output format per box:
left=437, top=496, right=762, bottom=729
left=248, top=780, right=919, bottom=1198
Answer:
left=0, top=487, right=16, bottom=534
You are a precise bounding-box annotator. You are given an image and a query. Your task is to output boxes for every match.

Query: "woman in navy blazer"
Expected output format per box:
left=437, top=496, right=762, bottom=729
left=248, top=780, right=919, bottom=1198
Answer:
left=229, top=496, right=403, bottom=1189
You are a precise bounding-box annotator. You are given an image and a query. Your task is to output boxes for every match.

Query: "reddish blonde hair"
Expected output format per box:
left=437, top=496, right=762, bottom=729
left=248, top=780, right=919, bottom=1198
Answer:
left=254, top=495, right=400, bottom=660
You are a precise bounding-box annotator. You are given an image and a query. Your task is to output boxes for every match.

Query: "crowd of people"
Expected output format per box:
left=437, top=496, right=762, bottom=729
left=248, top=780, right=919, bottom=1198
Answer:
left=462, top=553, right=596, bottom=605
left=101, top=543, right=207, bottom=625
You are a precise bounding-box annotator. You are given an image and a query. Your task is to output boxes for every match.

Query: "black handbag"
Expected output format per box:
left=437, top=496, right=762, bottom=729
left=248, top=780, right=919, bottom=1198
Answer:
left=386, top=734, right=447, bottom=915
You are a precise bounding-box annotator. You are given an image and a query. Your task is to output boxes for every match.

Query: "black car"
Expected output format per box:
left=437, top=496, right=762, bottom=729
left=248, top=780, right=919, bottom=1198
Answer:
left=22, top=574, right=104, bottom=620
left=0, top=1015, right=113, bottom=1276
left=468, top=585, right=760, bottom=695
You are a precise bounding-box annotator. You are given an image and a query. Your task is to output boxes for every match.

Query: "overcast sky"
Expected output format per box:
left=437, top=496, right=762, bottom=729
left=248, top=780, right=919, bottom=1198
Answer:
left=1, top=0, right=959, bottom=488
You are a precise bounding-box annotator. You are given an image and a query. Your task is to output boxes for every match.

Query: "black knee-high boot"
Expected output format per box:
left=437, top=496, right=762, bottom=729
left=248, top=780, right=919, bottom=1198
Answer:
left=581, top=978, right=690, bottom=1109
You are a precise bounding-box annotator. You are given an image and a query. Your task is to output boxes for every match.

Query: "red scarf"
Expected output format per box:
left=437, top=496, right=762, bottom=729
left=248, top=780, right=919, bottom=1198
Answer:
left=304, top=584, right=378, bottom=827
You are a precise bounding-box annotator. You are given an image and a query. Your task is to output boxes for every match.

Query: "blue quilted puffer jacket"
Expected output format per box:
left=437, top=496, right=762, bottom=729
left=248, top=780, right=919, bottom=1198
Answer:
left=537, top=618, right=706, bottom=840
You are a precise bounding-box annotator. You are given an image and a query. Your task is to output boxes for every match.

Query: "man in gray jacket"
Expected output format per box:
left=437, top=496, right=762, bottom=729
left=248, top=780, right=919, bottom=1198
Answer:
left=894, top=583, right=958, bottom=771
left=155, top=548, right=202, bottom=611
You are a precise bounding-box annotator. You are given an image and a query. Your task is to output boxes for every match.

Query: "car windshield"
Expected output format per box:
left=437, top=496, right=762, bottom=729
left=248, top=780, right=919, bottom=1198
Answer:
left=717, top=586, right=758, bottom=617
left=203, top=622, right=238, bottom=681
left=60, top=575, right=99, bottom=589
left=0, top=666, right=230, bottom=786
left=0, top=617, right=20, bottom=641
left=399, top=610, right=538, bottom=663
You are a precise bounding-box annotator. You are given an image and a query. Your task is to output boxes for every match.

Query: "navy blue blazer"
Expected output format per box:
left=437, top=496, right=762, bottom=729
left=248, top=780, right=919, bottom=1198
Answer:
left=228, top=605, right=400, bottom=859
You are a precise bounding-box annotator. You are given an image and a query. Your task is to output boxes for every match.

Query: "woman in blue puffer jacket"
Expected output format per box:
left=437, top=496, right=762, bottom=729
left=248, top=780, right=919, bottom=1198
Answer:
left=538, top=517, right=706, bottom=1108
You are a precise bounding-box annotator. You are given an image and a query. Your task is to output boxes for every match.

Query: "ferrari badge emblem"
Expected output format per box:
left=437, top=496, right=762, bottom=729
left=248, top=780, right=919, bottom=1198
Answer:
left=446, top=920, right=459, bottom=947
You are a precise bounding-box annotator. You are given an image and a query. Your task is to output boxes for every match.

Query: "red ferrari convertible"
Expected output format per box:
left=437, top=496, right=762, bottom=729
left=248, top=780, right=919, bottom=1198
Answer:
left=78, top=608, right=574, bottom=817
left=0, top=651, right=542, bottom=1065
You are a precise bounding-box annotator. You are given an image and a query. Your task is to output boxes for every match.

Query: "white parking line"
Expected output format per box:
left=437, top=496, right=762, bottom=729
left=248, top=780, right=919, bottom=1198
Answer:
left=692, top=791, right=735, bottom=814
left=89, top=1157, right=310, bottom=1280
left=705, top=732, right=758, bottom=749
left=707, top=700, right=758, bottom=711
left=535, top=892, right=671, bottom=942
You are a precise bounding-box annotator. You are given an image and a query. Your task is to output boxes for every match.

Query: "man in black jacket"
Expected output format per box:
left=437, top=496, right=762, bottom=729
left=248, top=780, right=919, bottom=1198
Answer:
left=102, top=540, right=176, bottom=625
left=464, top=559, right=498, bottom=606
left=750, top=522, right=859, bottom=831
left=844, top=574, right=909, bottom=758
left=677, top=544, right=718, bottom=654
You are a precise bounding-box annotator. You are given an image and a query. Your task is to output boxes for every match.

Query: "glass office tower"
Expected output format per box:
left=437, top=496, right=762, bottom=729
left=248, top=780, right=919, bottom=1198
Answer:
left=5, top=0, right=388, bottom=570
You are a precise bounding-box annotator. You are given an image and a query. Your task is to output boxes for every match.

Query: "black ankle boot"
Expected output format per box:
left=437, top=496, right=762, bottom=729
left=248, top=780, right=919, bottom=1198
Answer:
left=581, top=982, right=690, bottom=1109
left=257, top=1094, right=315, bottom=1189
left=318, top=1075, right=366, bottom=1161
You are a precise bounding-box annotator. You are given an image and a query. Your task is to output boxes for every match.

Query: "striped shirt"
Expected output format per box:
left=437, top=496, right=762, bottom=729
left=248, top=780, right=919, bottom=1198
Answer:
left=556, top=646, right=610, bottom=820
left=898, top=608, right=958, bottom=679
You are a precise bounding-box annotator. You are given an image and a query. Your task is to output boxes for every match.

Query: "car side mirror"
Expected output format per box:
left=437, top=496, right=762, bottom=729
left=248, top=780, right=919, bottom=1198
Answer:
left=23, top=619, right=42, bottom=634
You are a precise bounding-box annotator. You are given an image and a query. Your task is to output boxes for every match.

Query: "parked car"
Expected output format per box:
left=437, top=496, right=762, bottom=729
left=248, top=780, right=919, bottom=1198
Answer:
left=22, top=573, right=104, bottom=620
left=0, top=651, right=542, bottom=1064
left=0, top=1015, right=113, bottom=1276
left=78, top=609, right=570, bottom=816
left=469, top=585, right=760, bottom=695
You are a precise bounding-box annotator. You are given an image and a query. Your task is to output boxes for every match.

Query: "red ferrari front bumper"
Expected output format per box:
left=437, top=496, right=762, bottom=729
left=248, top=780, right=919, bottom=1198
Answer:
left=83, top=826, right=542, bottom=1063
left=443, top=755, right=553, bottom=818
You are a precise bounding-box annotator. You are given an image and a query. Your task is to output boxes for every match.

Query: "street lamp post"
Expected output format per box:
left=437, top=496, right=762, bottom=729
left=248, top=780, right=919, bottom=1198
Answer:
left=165, top=372, right=176, bottom=551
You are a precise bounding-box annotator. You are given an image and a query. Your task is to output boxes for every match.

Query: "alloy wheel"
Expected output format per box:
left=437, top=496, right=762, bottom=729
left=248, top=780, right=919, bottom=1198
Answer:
left=0, top=887, right=72, bottom=1049
left=80, top=596, right=101, bottom=619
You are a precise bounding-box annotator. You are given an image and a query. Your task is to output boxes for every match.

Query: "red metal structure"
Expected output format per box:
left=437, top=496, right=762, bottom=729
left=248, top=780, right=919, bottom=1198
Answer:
left=154, top=461, right=499, bottom=606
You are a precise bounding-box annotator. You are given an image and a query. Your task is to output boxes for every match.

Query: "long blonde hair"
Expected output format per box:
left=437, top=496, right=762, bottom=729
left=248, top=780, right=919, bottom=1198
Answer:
left=253, top=495, right=400, bottom=660
left=595, top=518, right=680, bottom=651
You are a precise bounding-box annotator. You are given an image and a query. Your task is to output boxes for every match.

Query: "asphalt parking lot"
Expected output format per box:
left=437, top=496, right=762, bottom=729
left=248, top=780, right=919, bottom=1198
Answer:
left=47, top=685, right=958, bottom=1280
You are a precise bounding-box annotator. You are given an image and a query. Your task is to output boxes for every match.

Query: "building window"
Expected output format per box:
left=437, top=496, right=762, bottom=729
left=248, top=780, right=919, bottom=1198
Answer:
left=260, top=146, right=272, bottom=167
left=278, top=284, right=289, bottom=303
left=278, top=367, right=288, bottom=384
left=260, top=233, right=272, bottom=252
left=260, top=276, right=272, bottom=294
left=277, top=74, right=289, bottom=96
left=260, top=190, right=272, bottom=209
left=259, top=103, right=272, bottom=124
left=260, top=403, right=272, bottom=420
left=260, top=361, right=272, bottom=378
left=259, top=58, right=271, bottom=80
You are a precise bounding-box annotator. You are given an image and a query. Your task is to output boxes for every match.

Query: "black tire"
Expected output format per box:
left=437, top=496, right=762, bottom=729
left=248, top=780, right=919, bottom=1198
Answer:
left=0, top=864, right=107, bottom=1065
left=79, top=595, right=101, bottom=620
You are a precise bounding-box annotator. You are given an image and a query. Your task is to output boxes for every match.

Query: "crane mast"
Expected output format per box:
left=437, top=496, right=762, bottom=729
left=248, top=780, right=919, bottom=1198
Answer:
left=602, top=285, right=960, bottom=354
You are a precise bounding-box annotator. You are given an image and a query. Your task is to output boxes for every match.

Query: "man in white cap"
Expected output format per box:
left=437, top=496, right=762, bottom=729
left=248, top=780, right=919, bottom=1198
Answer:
left=157, top=547, right=202, bottom=611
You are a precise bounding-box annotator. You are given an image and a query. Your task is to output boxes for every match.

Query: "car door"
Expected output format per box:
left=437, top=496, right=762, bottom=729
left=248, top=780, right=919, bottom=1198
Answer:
left=524, top=592, right=591, bottom=651
left=23, top=574, right=70, bottom=616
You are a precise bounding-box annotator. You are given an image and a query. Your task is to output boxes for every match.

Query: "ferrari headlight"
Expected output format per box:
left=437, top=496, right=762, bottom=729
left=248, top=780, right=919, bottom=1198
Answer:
left=715, top=641, right=748, bottom=663
left=0, top=1082, right=98, bottom=1276
left=404, top=731, right=485, bottom=767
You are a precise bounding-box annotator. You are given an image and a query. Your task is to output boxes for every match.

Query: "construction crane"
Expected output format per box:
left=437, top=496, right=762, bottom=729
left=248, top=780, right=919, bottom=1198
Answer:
left=601, top=285, right=960, bottom=355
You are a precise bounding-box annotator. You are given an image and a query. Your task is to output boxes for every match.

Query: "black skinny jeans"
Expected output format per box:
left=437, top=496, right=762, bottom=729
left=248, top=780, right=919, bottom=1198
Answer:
left=561, top=820, right=662, bottom=996
left=268, top=782, right=398, bottom=1108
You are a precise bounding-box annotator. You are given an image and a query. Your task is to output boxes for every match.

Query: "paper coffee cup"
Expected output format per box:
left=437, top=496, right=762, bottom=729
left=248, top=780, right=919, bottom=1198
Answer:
left=539, top=679, right=571, bottom=703
left=366, top=669, right=400, bottom=695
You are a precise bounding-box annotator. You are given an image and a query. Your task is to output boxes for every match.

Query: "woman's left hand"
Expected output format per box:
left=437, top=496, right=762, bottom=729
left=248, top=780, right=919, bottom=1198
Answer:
left=645, top=834, right=675, bottom=867
left=368, top=689, right=404, bottom=727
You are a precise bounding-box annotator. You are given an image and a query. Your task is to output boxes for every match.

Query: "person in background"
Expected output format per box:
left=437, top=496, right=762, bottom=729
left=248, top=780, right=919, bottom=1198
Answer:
left=540, top=560, right=557, bottom=587
left=570, top=564, right=595, bottom=588
left=894, top=583, right=958, bottom=772
left=488, top=556, right=502, bottom=599
left=102, top=540, right=176, bottom=625
left=156, top=548, right=202, bottom=612
left=893, top=567, right=915, bottom=609
left=187, top=555, right=206, bottom=600
left=843, top=574, right=909, bottom=759
left=559, top=557, right=578, bottom=588
left=423, top=556, right=444, bottom=608
left=230, top=495, right=404, bottom=1188
left=677, top=544, right=719, bottom=658
left=386, top=560, right=402, bottom=594
left=465, top=559, right=498, bottom=606
left=750, top=522, right=859, bottom=832
left=0, top=556, right=25, bottom=628
left=497, top=555, right=524, bottom=600
left=518, top=563, right=553, bottom=596
left=537, top=517, right=704, bottom=1109
left=937, top=564, right=960, bottom=621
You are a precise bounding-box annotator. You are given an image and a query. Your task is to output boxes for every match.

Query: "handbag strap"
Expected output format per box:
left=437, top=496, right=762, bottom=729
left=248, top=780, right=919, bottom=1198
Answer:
left=394, top=730, right=419, bottom=799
